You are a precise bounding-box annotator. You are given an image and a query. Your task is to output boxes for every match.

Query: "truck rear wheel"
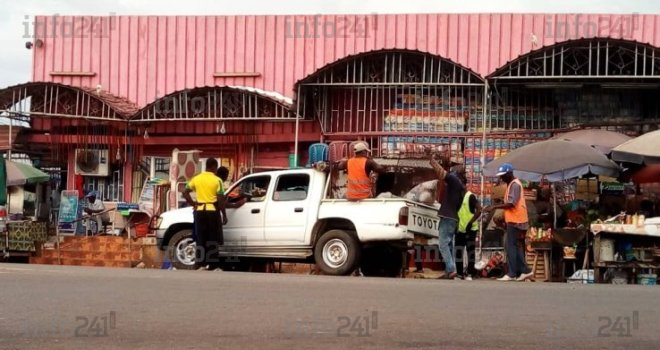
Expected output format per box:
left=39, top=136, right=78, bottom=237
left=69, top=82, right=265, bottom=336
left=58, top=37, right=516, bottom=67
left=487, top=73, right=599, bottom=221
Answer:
left=168, top=229, right=197, bottom=270
left=360, top=246, right=405, bottom=278
left=314, top=230, right=360, bottom=276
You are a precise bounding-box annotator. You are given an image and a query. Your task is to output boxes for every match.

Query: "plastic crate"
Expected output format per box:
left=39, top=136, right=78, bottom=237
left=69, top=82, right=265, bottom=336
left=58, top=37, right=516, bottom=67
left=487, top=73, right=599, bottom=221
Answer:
left=637, top=274, right=657, bottom=286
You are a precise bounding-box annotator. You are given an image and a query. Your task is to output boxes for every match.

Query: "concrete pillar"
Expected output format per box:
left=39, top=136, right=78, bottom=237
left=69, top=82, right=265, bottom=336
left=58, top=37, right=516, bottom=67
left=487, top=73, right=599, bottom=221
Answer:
left=123, top=160, right=133, bottom=203
left=66, top=149, right=76, bottom=191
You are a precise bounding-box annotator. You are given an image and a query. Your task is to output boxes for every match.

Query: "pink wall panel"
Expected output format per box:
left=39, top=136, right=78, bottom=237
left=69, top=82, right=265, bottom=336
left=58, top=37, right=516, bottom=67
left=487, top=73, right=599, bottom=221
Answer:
left=31, top=13, right=660, bottom=107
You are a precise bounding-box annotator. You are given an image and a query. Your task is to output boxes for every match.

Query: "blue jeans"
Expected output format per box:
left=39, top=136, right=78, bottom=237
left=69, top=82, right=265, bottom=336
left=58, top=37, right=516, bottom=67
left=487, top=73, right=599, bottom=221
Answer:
left=505, top=224, right=530, bottom=278
left=438, top=219, right=457, bottom=274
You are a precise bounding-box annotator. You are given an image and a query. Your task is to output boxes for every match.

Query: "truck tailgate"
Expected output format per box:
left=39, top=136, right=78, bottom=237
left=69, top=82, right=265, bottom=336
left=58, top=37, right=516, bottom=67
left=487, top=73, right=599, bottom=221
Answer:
left=407, top=203, right=440, bottom=245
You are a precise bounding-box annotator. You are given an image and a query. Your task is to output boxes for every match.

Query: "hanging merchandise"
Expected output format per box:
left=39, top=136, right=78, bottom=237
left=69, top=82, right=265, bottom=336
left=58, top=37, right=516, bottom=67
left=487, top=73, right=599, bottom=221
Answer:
left=463, top=134, right=551, bottom=204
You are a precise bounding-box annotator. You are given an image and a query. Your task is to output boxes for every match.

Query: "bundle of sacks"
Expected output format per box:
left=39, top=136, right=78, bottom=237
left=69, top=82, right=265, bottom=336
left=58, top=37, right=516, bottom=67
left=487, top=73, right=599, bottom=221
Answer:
left=404, top=180, right=438, bottom=206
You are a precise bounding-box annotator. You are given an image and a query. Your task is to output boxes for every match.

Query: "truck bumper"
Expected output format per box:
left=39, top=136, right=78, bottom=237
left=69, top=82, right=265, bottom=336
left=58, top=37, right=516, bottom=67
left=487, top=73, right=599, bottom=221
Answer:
left=357, top=223, right=412, bottom=242
left=156, top=231, right=166, bottom=250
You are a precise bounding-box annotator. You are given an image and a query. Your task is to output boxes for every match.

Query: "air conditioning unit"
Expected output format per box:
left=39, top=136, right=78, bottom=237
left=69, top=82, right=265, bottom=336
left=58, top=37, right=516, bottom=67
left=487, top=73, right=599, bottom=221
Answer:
left=75, top=149, right=110, bottom=177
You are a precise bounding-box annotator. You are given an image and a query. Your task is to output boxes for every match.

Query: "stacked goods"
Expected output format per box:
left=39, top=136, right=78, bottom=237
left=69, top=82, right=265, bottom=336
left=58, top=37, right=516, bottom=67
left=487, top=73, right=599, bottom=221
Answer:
left=383, top=110, right=467, bottom=133
left=383, top=92, right=482, bottom=134
left=556, top=91, right=643, bottom=131
left=380, top=92, right=478, bottom=160
left=463, top=138, right=487, bottom=202
left=488, top=106, right=555, bottom=131
left=463, top=134, right=552, bottom=205
left=576, top=178, right=598, bottom=201
left=381, top=136, right=463, bottom=161
left=484, top=107, right=555, bottom=131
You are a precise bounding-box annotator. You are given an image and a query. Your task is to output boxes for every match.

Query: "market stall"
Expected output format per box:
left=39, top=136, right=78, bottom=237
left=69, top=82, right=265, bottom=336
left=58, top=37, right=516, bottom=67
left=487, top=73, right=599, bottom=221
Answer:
left=591, top=219, right=660, bottom=285
left=587, top=130, right=660, bottom=285
left=484, top=139, right=621, bottom=281
left=1, top=161, right=50, bottom=255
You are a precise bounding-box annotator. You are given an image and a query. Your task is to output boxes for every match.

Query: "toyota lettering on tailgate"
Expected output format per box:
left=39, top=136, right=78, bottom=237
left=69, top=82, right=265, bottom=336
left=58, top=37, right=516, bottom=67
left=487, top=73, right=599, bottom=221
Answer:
left=409, top=212, right=439, bottom=237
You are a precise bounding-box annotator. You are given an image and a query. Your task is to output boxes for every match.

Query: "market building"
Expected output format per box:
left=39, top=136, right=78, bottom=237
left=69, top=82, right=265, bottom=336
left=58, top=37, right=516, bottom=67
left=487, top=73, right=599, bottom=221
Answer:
left=0, top=13, right=655, bottom=202
left=0, top=13, right=657, bottom=222
left=0, top=13, right=658, bottom=279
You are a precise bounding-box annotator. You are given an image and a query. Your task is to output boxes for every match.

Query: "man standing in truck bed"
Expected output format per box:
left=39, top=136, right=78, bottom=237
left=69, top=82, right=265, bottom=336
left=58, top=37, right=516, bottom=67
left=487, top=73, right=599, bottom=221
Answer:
left=336, top=142, right=384, bottom=200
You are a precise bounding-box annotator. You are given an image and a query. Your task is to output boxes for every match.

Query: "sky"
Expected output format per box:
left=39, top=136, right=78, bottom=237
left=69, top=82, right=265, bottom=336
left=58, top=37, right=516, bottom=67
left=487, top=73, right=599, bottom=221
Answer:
left=0, top=0, right=659, bottom=88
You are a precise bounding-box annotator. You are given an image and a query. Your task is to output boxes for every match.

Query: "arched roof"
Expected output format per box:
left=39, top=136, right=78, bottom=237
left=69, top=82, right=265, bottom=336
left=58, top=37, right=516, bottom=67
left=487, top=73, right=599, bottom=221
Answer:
left=130, top=85, right=294, bottom=122
left=488, top=37, right=660, bottom=79
left=295, top=49, right=484, bottom=87
left=0, top=82, right=139, bottom=120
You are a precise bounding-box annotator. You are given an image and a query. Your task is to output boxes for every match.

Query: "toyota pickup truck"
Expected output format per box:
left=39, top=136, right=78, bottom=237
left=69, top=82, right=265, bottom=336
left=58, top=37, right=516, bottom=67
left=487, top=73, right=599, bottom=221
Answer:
left=155, top=167, right=439, bottom=276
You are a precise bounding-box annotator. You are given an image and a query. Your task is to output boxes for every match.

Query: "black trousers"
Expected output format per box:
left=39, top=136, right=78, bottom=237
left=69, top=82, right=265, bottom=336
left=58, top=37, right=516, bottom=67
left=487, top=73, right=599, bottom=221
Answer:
left=193, top=210, right=222, bottom=268
left=455, top=230, right=478, bottom=277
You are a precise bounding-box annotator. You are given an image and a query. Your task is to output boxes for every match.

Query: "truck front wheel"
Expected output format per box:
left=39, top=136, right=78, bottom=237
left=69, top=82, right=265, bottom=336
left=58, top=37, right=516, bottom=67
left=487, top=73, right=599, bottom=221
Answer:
left=314, top=230, right=360, bottom=276
left=168, top=229, right=197, bottom=270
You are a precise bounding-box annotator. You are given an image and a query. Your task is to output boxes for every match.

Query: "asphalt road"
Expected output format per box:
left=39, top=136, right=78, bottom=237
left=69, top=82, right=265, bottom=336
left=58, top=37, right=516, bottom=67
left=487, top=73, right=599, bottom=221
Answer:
left=0, top=263, right=658, bottom=350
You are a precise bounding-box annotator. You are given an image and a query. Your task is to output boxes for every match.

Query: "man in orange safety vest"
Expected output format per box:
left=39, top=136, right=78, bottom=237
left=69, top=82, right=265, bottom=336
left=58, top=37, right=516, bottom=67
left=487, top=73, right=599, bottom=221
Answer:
left=336, top=142, right=384, bottom=200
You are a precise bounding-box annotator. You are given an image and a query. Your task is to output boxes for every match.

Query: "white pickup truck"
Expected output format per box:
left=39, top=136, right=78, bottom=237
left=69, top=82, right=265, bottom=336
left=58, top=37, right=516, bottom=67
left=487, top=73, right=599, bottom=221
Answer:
left=155, top=167, right=439, bottom=276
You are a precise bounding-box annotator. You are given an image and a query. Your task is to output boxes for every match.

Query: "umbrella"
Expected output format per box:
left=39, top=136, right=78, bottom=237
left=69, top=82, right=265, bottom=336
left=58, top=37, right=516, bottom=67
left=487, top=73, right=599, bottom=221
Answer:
left=483, top=139, right=620, bottom=182
left=611, top=130, right=660, bottom=165
left=6, top=161, right=50, bottom=187
left=551, top=129, right=632, bottom=154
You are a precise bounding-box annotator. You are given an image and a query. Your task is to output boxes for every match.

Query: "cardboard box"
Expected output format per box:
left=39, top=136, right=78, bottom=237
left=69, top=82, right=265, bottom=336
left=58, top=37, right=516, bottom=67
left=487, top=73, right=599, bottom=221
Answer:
left=577, top=179, right=598, bottom=194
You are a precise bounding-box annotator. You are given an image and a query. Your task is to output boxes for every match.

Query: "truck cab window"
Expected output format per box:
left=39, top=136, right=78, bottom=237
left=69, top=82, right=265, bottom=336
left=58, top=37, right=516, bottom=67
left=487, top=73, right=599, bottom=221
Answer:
left=273, top=174, right=310, bottom=201
left=228, top=175, right=271, bottom=203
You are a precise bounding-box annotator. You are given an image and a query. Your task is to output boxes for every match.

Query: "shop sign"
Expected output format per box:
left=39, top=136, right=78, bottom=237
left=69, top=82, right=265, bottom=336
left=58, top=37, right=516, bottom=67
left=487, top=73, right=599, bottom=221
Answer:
left=138, top=178, right=154, bottom=216
left=57, top=190, right=79, bottom=235
left=600, top=182, right=625, bottom=194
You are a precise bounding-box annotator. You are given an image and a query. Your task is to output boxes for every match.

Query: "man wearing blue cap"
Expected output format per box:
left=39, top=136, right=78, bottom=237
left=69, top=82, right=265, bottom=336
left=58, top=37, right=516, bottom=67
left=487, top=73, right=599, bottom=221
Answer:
left=84, top=191, right=109, bottom=235
left=484, top=163, right=533, bottom=282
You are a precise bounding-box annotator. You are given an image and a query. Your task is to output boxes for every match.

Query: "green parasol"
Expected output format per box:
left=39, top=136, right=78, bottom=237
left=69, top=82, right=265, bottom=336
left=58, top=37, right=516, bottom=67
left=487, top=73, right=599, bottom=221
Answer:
left=6, top=161, right=50, bottom=187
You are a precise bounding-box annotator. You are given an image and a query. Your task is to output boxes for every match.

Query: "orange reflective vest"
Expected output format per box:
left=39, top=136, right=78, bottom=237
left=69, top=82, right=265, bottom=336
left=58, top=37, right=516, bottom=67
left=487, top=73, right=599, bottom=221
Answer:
left=346, top=157, right=372, bottom=200
left=504, top=179, right=528, bottom=224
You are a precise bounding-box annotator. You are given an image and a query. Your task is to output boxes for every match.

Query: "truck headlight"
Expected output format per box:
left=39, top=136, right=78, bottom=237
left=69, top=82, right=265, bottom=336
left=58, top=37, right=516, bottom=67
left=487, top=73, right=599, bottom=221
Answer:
left=154, top=216, right=163, bottom=229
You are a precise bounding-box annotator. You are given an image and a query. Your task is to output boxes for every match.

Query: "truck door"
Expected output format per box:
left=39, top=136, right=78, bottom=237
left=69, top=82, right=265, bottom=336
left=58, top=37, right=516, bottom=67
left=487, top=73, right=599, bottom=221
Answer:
left=263, top=173, right=311, bottom=244
left=223, top=174, right=272, bottom=246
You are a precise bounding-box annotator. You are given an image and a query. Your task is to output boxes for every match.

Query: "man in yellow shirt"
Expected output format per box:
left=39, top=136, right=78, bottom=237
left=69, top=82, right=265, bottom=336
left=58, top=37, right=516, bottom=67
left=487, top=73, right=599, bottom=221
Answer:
left=183, top=158, right=225, bottom=270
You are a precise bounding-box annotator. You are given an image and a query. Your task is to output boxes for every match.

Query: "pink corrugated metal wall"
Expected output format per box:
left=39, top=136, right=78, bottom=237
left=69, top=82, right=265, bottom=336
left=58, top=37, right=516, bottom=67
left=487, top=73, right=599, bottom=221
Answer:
left=32, top=13, right=658, bottom=106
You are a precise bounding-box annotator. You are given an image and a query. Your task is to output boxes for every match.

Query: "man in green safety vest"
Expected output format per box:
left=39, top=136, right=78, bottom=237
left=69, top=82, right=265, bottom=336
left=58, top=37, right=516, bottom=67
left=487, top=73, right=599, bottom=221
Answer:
left=455, top=167, right=482, bottom=280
